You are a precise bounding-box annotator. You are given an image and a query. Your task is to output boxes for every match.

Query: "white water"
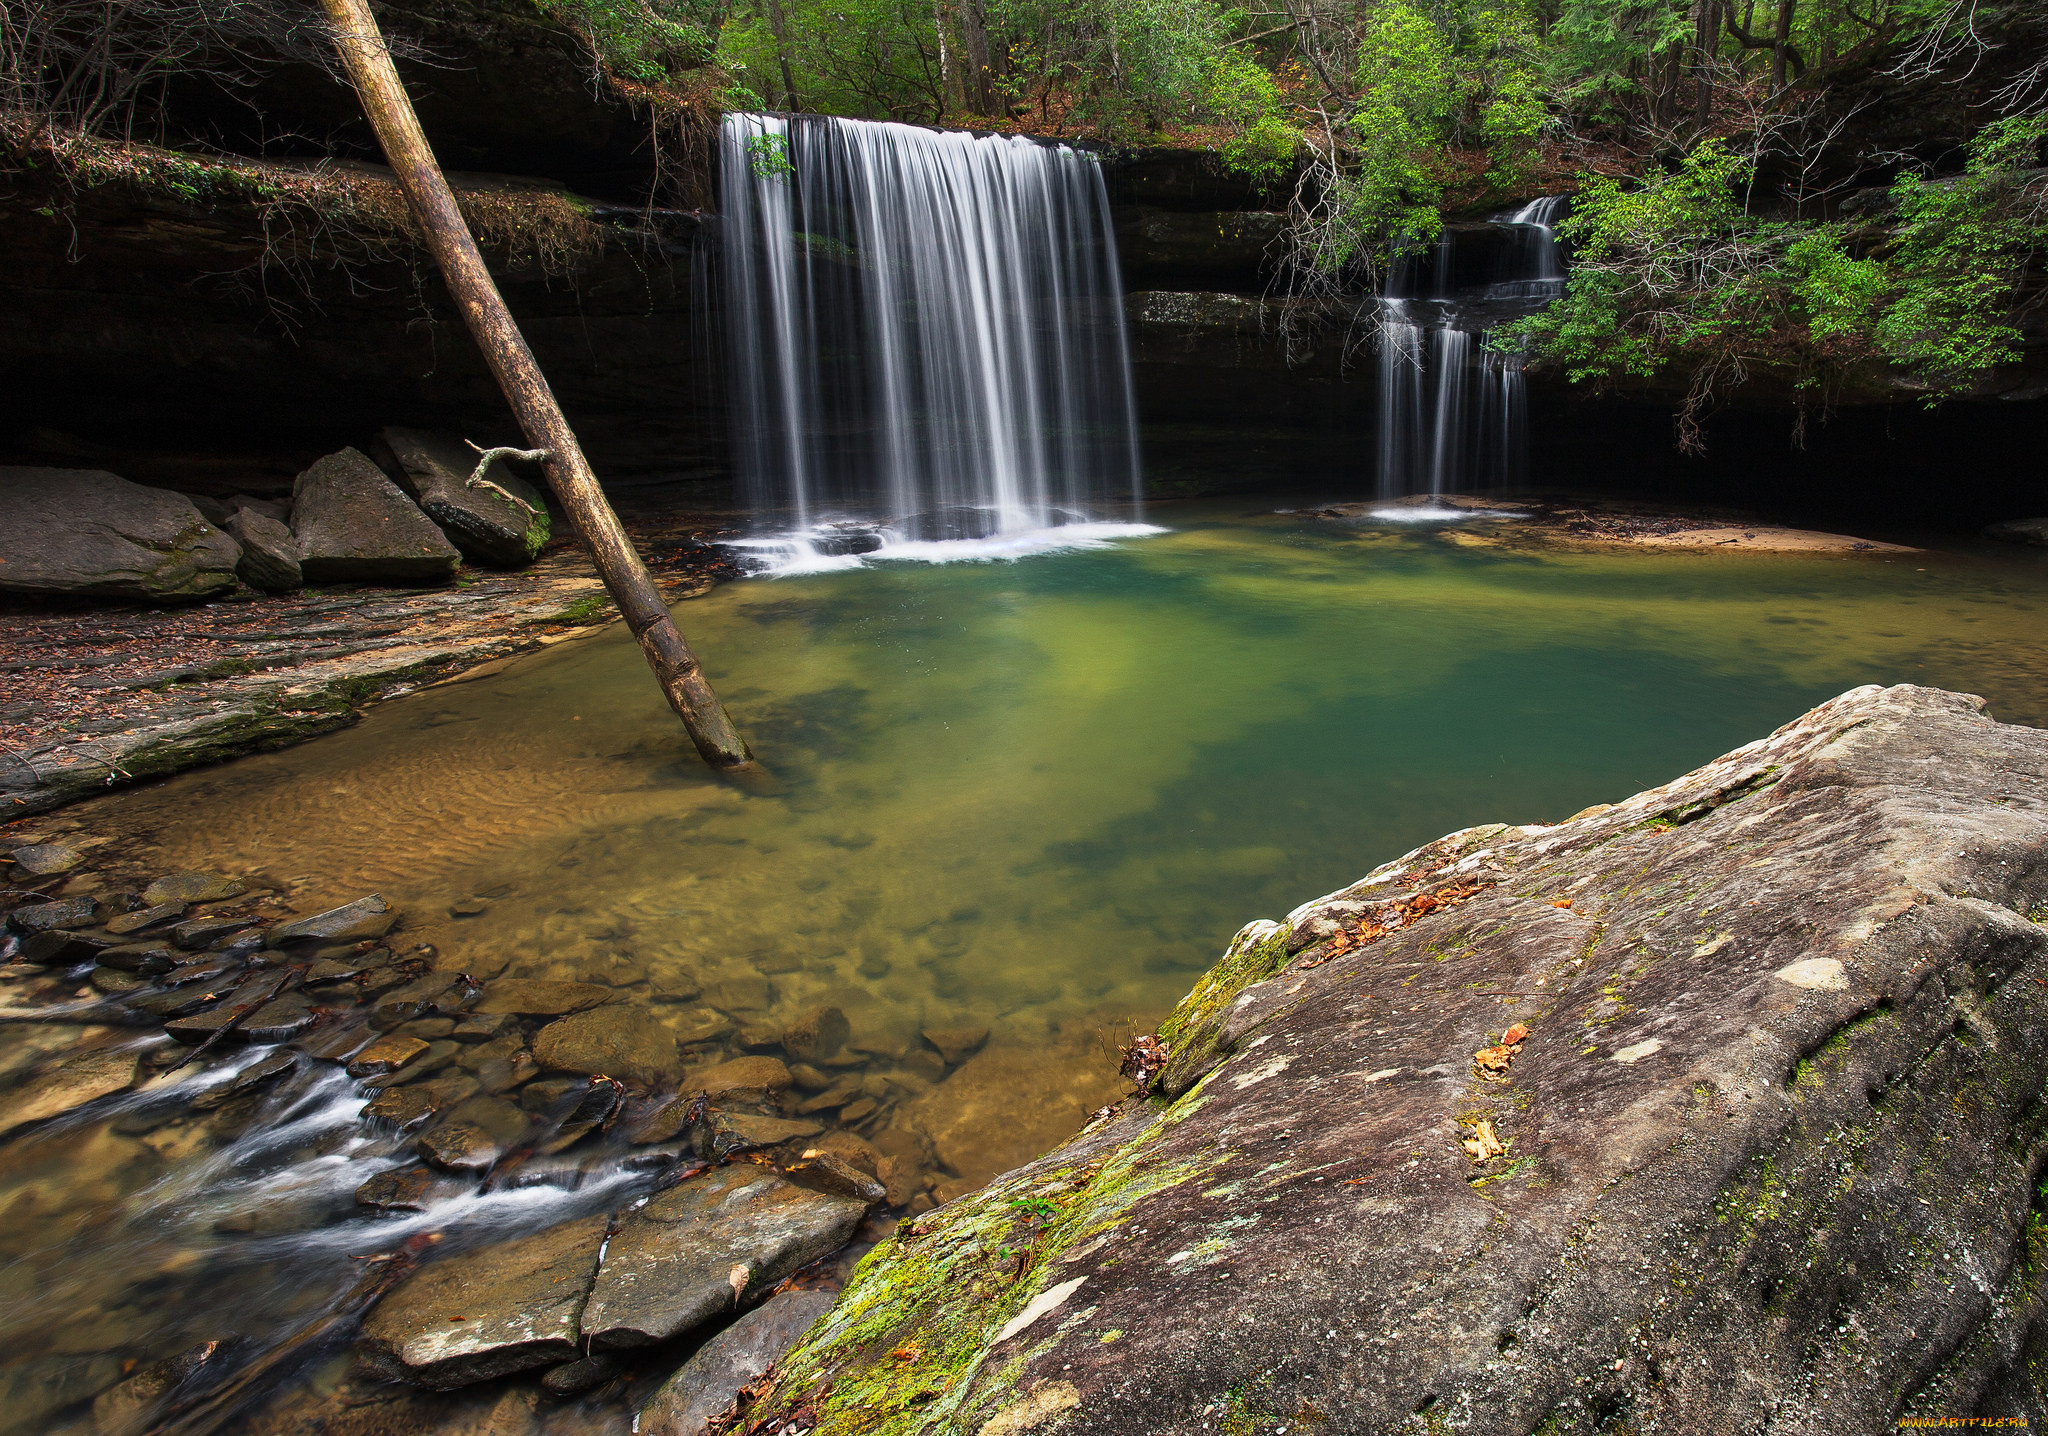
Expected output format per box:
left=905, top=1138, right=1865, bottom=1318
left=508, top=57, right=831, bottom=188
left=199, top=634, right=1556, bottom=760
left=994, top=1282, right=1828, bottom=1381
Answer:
left=719, top=114, right=1144, bottom=564
left=1374, top=199, right=1564, bottom=500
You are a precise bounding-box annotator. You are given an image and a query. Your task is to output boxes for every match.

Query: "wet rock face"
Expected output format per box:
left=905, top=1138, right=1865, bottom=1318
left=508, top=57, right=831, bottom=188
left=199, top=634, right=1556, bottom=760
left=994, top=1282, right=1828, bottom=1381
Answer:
left=741, top=684, right=2048, bottom=1434
left=373, top=426, right=550, bottom=568
left=291, top=448, right=462, bottom=586
left=639, top=1288, right=836, bottom=1436
left=358, top=1214, right=609, bottom=1389
left=0, top=468, right=241, bottom=601
left=532, top=1005, right=680, bottom=1086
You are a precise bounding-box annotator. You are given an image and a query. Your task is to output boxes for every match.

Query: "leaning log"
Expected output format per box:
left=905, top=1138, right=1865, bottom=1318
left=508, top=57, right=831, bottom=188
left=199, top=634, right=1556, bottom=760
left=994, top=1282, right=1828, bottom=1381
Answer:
left=317, top=0, right=755, bottom=770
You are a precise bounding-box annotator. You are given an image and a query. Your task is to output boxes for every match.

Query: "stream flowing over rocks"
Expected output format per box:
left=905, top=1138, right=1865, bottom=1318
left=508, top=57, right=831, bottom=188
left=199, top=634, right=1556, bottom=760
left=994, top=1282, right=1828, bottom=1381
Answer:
left=734, top=683, right=2048, bottom=1434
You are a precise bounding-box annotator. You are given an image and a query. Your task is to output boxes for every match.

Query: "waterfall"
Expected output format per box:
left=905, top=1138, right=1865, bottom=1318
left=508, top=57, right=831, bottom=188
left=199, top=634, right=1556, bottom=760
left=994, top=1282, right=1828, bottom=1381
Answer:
left=1374, top=199, right=1564, bottom=501
left=717, top=114, right=1145, bottom=561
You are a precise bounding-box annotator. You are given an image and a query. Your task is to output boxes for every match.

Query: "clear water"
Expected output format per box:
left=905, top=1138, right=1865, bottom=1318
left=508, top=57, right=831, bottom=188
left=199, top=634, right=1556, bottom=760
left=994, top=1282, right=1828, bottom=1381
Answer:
left=5, top=503, right=2047, bottom=1430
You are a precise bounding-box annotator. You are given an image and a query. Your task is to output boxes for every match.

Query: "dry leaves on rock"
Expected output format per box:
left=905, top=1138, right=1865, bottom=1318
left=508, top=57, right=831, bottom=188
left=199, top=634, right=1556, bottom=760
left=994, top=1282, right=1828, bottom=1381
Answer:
left=1461, top=1119, right=1505, bottom=1161
left=1297, top=879, right=1492, bottom=971
left=1472, top=1022, right=1530, bottom=1079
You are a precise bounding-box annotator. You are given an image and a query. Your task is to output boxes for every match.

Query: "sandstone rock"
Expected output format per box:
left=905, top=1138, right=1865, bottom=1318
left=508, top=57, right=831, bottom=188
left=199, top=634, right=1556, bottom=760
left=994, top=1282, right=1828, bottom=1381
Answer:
left=473, top=978, right=615, bottom=1016
left=8, top=842, right=82, bottom=876
left=225, top=507, right=302, bottom=591
left=8, top=895, right=102, bottom=934
left=581, top=1165, right=865, bottom=1348
left=531, top=1005, right=678, bottom=1085
left=19, top=928, right=119, bottom=965
left=348, top=1034, right=429, bottom=1078
left=106, top=901, right=185, bottom=936
left=638, top=1289, right=837, bottom=1436
left=0, top=1047, right=139, bottom=1137
left=919, top=1025, right=989, bottom=1065
left=691, top=1055, right=793, bottom=1097
left=170, top=915, right=248, bottom=949
left=743, top=684, right=2048, bottom=1435
left=713, top=1112, right=823, bottom=1153
left=358, top=1214, right=608, bottom=1388
left=365, top=1086, right=437, bottom=1131
left=1984, top=516, right=2048, bottom=546
left=142, top=870, right=246, bottom=908
left=780, top=1006, right=850, bottom=1063
left=784, top=1150, right=885, bottom=1206
left=0, top=467, right=241, bottom=600
left=417, top=1121, right=503, bottom=1173
left=661, top=1006, right=737, bottom=1046
left=291, top=448, right=460, bottom=586
left=374, top=427, right=550, bottom=568
left=272, top=894, right=393, bottom=944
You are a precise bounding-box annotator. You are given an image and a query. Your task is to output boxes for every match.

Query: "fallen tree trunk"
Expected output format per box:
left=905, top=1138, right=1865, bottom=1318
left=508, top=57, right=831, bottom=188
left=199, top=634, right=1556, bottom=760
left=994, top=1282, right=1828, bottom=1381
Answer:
left=316, top=0, right=755, bottom=771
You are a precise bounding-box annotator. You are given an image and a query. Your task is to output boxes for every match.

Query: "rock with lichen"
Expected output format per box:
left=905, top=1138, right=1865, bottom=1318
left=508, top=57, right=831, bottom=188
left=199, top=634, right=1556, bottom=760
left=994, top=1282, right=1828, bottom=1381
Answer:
left=731, top=684, right=2048, bottom=1434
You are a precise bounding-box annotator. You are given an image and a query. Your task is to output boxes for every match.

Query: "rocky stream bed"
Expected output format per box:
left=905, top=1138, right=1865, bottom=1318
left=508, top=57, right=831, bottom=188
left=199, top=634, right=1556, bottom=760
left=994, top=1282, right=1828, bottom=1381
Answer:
left=1, top=682, right=2044, bottom=1433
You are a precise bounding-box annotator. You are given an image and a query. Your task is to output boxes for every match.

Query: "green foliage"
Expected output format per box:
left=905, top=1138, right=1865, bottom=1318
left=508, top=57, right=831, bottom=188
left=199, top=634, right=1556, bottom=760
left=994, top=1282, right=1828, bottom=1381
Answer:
left=543, top=0, right=721, bottom=82
left=1874, top=112, right=2048, bottom=393
left=1549, top=0, right=1690, bottom=115
left=744, top=131, right=794, bottom=178
left=1510, top=114, right=2048, bottom=414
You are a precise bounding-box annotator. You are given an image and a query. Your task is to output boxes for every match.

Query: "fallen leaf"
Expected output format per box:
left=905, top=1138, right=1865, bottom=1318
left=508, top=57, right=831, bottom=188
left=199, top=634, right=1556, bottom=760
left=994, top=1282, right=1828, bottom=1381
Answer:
left=1465, top=1119, right=1505, bottom=1160
left=1551, top=899, right=1574, bottom=910
left=891, top=1343, right=924, bottom=1363
left=1473, top=1045, right=1514, bottom=1074
left=727, top=1263, right=751, bottom=1304
left=1502, top=1023, right=1529, bottom=1045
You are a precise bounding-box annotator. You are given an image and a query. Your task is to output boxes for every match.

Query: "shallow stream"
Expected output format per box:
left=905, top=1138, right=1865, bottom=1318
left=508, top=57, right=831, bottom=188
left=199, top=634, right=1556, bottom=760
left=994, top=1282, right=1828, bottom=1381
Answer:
left=5, top=501, right=2047, bottom=1432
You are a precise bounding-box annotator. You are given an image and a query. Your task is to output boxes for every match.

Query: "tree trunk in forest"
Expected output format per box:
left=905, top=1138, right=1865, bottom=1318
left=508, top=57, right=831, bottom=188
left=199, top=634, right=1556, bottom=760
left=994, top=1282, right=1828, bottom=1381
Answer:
left=316, top=0, right=758, bottom=772
left=762, top=0, right=803, bottom=111
left=1694, top=0, right=1719, bottom=130
left=1772, top=0, right=1795, bottom=87
left=960, top=0, right=994, bottom=114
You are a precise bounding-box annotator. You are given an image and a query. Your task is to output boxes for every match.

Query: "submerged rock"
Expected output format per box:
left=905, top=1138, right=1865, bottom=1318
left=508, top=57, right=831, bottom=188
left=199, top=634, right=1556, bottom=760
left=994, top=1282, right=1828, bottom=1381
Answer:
left=8, top=842, right=83, bottom=876
left=738, top=684, right=2048, bottom=1433
left=0, top=467, right=241, bottom=601
left=0, top=1047, right=139, bottom=1137
left=531, top=1005, right=679, bottom=1085
left=291, top=448, right=461, bottom=586
left=141, top=870, right=245, bottom=906
left=639, top=1289, right=837, bottom=1436
left=374, top=426, right=550, bottom=568
left=474, top=978, right=615, bottom=1016
left=272, top=894, right=394, bottom=944
left=581, top=1164, right=866, bottom=1349
left=358, top=1214, right=608, bottom=1388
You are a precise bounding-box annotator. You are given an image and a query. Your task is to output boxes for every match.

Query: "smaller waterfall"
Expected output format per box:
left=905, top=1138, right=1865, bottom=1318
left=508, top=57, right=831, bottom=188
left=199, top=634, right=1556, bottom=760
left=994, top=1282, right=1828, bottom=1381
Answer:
left=1373, top=200, right=1564, bottom=500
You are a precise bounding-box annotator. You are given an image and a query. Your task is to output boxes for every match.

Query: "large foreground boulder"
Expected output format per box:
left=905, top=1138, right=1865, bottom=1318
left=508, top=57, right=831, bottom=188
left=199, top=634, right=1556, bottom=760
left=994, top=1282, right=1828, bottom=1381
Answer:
left=736, top=684, right=2048, bottom=1433
left=291, top=448, right=460, bottom=585
left=373, top=427, right=550, bottom=567
left=0, top=468, right=241, bottom=600
left=1985, top=516, right=2048, bottom=546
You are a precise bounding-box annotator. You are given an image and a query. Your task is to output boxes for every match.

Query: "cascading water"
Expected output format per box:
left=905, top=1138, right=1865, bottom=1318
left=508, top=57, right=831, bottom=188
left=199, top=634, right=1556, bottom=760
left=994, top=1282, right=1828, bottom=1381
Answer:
left=1373, top=198, right=1565, bottom=504
left=718, top=114, right=1151, bottom=569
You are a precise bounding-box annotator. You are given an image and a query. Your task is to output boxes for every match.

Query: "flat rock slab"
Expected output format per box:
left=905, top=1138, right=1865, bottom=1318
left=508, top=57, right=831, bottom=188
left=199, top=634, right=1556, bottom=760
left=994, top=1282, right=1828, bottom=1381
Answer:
left=742, top=685, right=2048, bottom=1434
left=583, top=1165, right=865, bottom=1349
left=474, top=979, right=615, bottom=1016
left=0, top=467, right=241, bottom=600
left=292, top=448, right=461, bottom=586
left=376, top=427, right=550, bottom=568
left=0, top=1047, right=140, bottom=1137
left=532, top=1005, right=678, bottom=1085
left=358, top=1214, right=608, bottom=1389
left=273, top=894, right=393, bottom=944
left=639, top=1289, right=836, bottom=1436
left=906, top=1042, right=1122, bottom=1189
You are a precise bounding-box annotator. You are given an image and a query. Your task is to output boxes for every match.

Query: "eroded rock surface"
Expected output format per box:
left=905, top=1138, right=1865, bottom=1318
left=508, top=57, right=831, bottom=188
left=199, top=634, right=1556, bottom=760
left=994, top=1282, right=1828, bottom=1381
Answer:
left=640, top=1289, right=837, bottom=1436
left=291, top=448, right=461, bottom=586
left=0, top=468, right=241, bottom=601
left=374, top=427, right=550, bottom=568
left=582, top=1165, right=866, bottom=1349
left=740, top=684, right=2048, bottom=1433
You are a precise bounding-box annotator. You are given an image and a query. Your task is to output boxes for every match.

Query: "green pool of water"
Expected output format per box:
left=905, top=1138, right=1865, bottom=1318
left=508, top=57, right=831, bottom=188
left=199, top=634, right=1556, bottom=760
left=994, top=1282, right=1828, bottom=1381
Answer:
left=106, top=503, right=2048, bottom=1067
